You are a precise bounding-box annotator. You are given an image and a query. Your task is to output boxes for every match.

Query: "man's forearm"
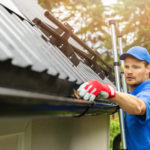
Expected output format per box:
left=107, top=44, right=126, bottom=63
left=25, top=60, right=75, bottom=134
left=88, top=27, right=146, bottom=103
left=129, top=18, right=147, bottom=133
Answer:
left=111, top=91, right=146, bottom=115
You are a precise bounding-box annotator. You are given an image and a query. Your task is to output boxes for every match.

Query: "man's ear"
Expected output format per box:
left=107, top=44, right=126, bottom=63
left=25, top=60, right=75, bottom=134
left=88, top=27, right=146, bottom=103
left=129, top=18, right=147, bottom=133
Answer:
left=147, top=64, right=150, bottom=69
left=147, top=64, right=150, bottom=74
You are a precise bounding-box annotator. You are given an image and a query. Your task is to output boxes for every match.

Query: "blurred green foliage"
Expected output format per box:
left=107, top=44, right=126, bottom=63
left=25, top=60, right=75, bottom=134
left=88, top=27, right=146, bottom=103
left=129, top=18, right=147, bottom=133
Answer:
left=110, top=114, right=120, bottom=150
left=111, top=0, right=150, bottom=52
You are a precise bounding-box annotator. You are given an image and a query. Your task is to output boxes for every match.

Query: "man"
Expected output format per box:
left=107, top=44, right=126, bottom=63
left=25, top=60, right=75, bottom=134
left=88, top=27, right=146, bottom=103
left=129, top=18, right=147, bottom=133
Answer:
left=77, top=46, right=150, bottom=150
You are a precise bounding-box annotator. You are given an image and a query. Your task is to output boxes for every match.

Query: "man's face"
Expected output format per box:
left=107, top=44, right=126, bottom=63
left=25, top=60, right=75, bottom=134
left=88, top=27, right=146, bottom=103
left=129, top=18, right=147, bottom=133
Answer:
left=124, top=56, right=150, bottom=88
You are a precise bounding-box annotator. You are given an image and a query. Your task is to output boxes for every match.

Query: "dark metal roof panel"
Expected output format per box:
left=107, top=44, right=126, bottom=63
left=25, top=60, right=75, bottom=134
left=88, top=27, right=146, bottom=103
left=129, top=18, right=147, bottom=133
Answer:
left=0, top=5, right=72, bottom=81
left=21, top=21, right=84, bottom=83
left=76, top=62, right=104, bottom=82
left=0, top=4, right=111, bottom=85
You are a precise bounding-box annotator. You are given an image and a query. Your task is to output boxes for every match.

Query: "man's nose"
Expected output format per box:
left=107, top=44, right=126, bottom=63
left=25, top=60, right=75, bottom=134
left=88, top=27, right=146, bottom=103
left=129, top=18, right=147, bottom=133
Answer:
left=125, top=68, right=133, bottom=74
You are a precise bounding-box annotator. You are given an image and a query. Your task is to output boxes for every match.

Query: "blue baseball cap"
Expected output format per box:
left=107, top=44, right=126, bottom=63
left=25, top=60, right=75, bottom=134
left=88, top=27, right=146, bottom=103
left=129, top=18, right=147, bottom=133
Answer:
left=119, top=46, right=150, bottom=64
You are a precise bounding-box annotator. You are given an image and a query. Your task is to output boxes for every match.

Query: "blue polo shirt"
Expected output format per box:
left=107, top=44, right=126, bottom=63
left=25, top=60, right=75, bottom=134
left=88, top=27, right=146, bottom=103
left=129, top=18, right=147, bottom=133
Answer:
left=125, top=79, right=150, bottom=150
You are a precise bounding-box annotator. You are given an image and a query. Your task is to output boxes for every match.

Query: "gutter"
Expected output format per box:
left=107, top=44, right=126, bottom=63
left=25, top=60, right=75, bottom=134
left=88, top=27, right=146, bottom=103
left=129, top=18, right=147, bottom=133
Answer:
left=0, top=87, right=118, bottom=118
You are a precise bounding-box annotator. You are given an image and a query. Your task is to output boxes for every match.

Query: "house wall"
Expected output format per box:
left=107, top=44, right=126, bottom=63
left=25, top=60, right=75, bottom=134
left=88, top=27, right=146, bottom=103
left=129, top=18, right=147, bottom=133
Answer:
left=0, top=119, right=32, bottom=150
left=0, top=115, right=110, bottom=150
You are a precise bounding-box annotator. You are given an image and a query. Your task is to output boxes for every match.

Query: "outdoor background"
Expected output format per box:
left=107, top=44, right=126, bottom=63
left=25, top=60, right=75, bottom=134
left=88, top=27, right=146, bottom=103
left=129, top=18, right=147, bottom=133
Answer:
left=37, top=0, right=150, bottom=149
left=38, top=0, right=150, bottom=64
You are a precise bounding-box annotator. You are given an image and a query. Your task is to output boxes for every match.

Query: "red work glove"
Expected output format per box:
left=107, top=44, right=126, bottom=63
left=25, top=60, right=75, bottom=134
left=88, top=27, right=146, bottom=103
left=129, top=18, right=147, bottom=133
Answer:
left=77, top=80, right=116, bottom=101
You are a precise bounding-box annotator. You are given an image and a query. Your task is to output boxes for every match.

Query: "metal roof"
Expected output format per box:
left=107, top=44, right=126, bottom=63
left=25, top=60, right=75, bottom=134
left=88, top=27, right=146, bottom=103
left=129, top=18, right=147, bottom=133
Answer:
left=0, top=4, right=114, bottom=85
left=0, top=4, right=118, bottom=117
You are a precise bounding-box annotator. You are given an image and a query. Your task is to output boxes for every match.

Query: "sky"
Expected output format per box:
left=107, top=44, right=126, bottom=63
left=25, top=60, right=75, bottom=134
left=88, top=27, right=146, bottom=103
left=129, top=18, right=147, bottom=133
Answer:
left=102, top=0, right=117, bottom=6
left=0, top=0, right=118, bottom=14
left=1, top=0, right=118, bottom=9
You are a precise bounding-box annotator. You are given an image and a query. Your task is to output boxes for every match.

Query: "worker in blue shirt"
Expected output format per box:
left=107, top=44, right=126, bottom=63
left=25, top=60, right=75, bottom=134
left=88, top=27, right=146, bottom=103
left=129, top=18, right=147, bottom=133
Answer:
left=77, top=46, right=150, bottom=150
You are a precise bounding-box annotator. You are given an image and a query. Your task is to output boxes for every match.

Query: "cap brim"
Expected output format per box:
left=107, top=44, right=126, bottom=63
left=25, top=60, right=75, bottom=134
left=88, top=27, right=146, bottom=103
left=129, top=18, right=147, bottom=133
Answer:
left=119, top=53, right=144, bottom=61
left=119, top=53, right=132, bottom=60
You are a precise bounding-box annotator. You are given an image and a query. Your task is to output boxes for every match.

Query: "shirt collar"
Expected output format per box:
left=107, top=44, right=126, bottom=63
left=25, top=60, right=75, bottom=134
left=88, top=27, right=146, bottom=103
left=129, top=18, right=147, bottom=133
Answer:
left=130, top=79, right=150, bottom=95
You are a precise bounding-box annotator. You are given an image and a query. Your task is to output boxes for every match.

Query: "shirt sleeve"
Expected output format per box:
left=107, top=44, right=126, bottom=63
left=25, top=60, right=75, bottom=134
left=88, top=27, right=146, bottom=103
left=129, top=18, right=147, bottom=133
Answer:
left=136, top=91, right=150, bottom=121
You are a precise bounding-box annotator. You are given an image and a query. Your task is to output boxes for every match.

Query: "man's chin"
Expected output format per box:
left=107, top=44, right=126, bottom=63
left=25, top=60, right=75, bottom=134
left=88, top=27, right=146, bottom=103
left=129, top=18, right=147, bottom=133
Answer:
left=126, top=81, right=135, bottom=85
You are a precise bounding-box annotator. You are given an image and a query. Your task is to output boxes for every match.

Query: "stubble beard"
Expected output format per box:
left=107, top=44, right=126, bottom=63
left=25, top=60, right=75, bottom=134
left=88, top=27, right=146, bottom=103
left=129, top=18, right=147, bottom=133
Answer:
left=128, top=81, right=143, bottom=91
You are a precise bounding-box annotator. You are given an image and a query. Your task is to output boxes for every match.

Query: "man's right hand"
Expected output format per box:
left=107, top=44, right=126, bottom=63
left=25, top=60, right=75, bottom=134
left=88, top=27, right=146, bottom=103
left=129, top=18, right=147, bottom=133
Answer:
left=77, top=80, right=116, bottom=101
